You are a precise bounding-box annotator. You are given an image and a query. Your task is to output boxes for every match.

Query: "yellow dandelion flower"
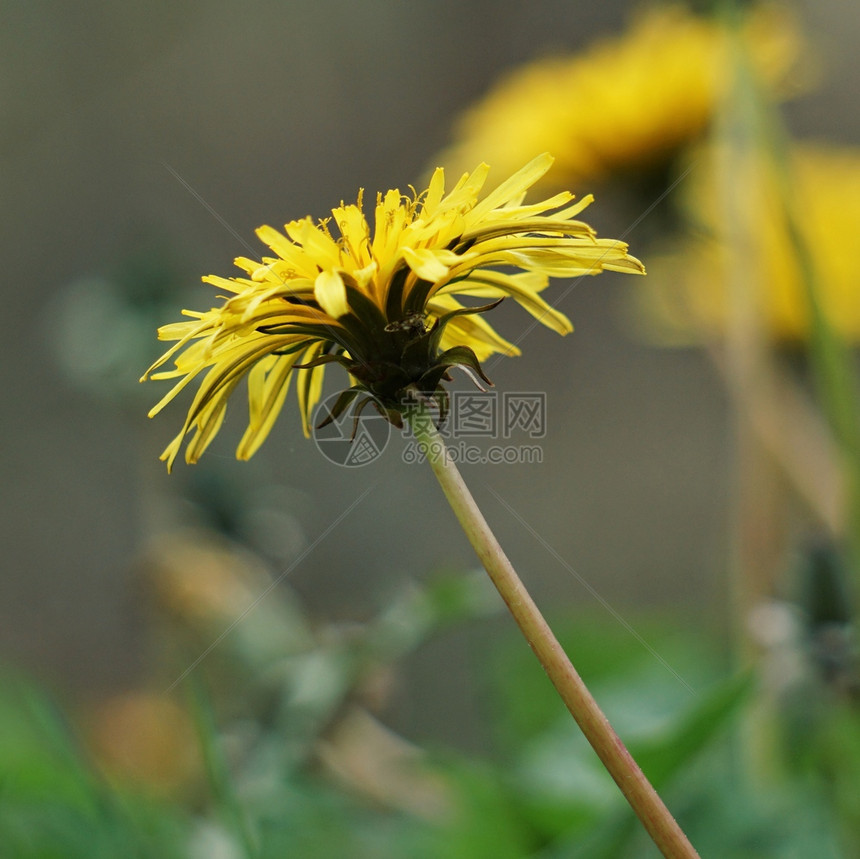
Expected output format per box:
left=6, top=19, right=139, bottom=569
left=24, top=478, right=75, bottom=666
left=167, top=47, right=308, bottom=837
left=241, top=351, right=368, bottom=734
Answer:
left=634, top=143, right=860, bottom=344
left=436, top=5, right=801, bottom=190
left=143, top=154, right=644, bottom=469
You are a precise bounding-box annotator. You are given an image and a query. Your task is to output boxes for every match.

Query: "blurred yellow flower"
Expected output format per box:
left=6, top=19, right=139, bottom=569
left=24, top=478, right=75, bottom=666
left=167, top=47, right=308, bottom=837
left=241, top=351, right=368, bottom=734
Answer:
left=145, top=530, right=267, bottom=625
left=436, top=5, right=801, bottom=191
left=143, top=154, right=643, bottom=470
left=89, top=691, right=199, bottom=795
left=633, top=143, right=860, bottom=344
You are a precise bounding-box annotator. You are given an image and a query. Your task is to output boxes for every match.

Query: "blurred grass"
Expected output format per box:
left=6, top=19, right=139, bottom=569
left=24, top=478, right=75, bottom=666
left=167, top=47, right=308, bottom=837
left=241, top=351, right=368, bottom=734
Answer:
left=0, top=587, right=849, bottom=857
left=0, top=673, right=188, bottom=858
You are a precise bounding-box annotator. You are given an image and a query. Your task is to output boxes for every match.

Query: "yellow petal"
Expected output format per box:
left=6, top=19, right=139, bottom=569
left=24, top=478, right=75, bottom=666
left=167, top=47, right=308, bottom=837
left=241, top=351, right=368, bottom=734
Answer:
left=402, top=247, right=450, bottom=281
left=421, top=167, right=447, bottom=217
left=314, top=270, right=349, bottom=318
left=467, top=154, right=554, bottom=221
left=238, top=353, right=298, bottom=459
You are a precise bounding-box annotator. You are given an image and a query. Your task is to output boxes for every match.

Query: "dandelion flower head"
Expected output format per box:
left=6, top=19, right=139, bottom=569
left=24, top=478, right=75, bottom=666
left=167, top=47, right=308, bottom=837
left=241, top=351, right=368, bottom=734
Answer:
left=143, top=154, right=644, bottom=469
left=436, top=5, right=802, bottom=191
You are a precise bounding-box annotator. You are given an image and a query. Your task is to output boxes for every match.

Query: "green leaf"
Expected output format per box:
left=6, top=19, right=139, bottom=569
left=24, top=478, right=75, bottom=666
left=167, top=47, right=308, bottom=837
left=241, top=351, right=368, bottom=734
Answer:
left=315, top=386, right=364, bottom=429
left=433, top=345, right=493, bottom=388
left=627, top=671, right=753, bottom=789
left=383, top=266, right=411, bottom=321
left=428, top=298, right=505, bottom=354
left=293, top=353, right=352, bottom=370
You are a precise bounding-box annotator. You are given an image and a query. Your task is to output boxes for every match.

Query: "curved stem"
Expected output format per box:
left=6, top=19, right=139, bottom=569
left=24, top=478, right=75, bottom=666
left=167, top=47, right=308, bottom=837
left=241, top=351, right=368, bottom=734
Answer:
left=408, top=404, right=699, bottom=859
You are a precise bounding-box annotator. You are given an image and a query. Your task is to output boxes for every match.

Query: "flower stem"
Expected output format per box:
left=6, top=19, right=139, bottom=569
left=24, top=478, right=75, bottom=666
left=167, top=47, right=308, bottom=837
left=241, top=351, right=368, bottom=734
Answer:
left=408, top=406, right=699, bottom=859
